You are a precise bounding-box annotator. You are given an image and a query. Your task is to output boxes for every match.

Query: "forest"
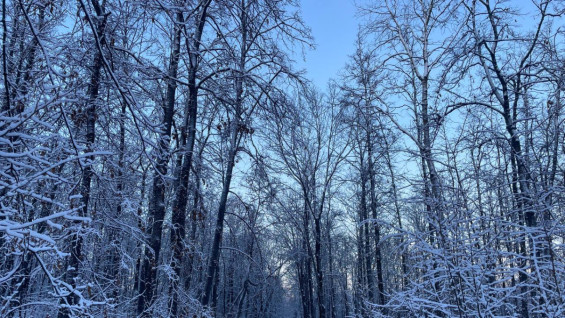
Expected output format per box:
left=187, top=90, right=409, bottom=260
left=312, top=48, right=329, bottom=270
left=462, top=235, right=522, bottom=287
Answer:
left=1, top=0, right=564, bottom=317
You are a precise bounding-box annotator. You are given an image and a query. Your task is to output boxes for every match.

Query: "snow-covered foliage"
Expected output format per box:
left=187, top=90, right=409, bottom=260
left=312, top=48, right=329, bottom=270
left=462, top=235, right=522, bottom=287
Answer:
left=1, top=0, right=564, bottom=317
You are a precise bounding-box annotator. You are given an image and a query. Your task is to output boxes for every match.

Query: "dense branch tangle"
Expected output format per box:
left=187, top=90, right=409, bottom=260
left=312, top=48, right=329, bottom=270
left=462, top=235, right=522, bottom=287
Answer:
left=1, top=0, right=564, bottom=317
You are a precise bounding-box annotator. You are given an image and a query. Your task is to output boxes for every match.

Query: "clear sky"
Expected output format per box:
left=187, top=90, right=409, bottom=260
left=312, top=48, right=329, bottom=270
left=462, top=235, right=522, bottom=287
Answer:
left=298, top=0, right=360, bottom=89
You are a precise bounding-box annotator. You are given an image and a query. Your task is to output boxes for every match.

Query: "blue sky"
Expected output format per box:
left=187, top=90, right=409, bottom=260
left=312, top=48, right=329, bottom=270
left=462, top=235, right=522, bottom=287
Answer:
left=298, top=0, right=360, bottom=88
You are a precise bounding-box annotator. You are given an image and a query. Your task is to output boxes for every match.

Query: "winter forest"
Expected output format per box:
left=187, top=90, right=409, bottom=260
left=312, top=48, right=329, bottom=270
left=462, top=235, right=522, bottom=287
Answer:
left=1, top=0, right=565, bottom=317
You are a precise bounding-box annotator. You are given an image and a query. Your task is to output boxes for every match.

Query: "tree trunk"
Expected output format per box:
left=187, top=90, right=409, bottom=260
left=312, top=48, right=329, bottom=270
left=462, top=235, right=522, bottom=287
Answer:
left=136, top=12, right=182, bottom=316
left=314, top=216, right=326, bottom=318
left=359, top=152, right=374, bottom=306
left=327, top=226, right=336, bottom=318
left=366, top=130, right=386, bottom=308
left=298, top=199, right=315, bottom=318
left=170, top=2, right=211, bottom=315
left=201, top=132, right=238, bottom=308
left=61, top=2, right=107, bottom=315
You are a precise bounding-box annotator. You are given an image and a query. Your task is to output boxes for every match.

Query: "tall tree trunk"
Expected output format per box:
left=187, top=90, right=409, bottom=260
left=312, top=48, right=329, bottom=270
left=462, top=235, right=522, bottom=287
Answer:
left=202, top=0, right=249, bottom=307
left=136, top=12, right=183, bottom=316
left=297, top=260, right=309, bottom=318
left=201, top=142, right=237, bottom=307
left=417, top=37, right=446, bottom=315
left=366, top=130, right=386, bottom=308
left=355, top=219, right=364, bottom=317
left=327, top=226, right=337, bottom=318
left=61, top=2, right=107, bottom=316
left=184, top=154, right=204, bottom=292
left=314, top=215, right=326, bottom=318
left=359, top=151, right=374, bottom=307
left=298, top=199, right=315, bottom=318
left=170, top=1, right=211, bottom=315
